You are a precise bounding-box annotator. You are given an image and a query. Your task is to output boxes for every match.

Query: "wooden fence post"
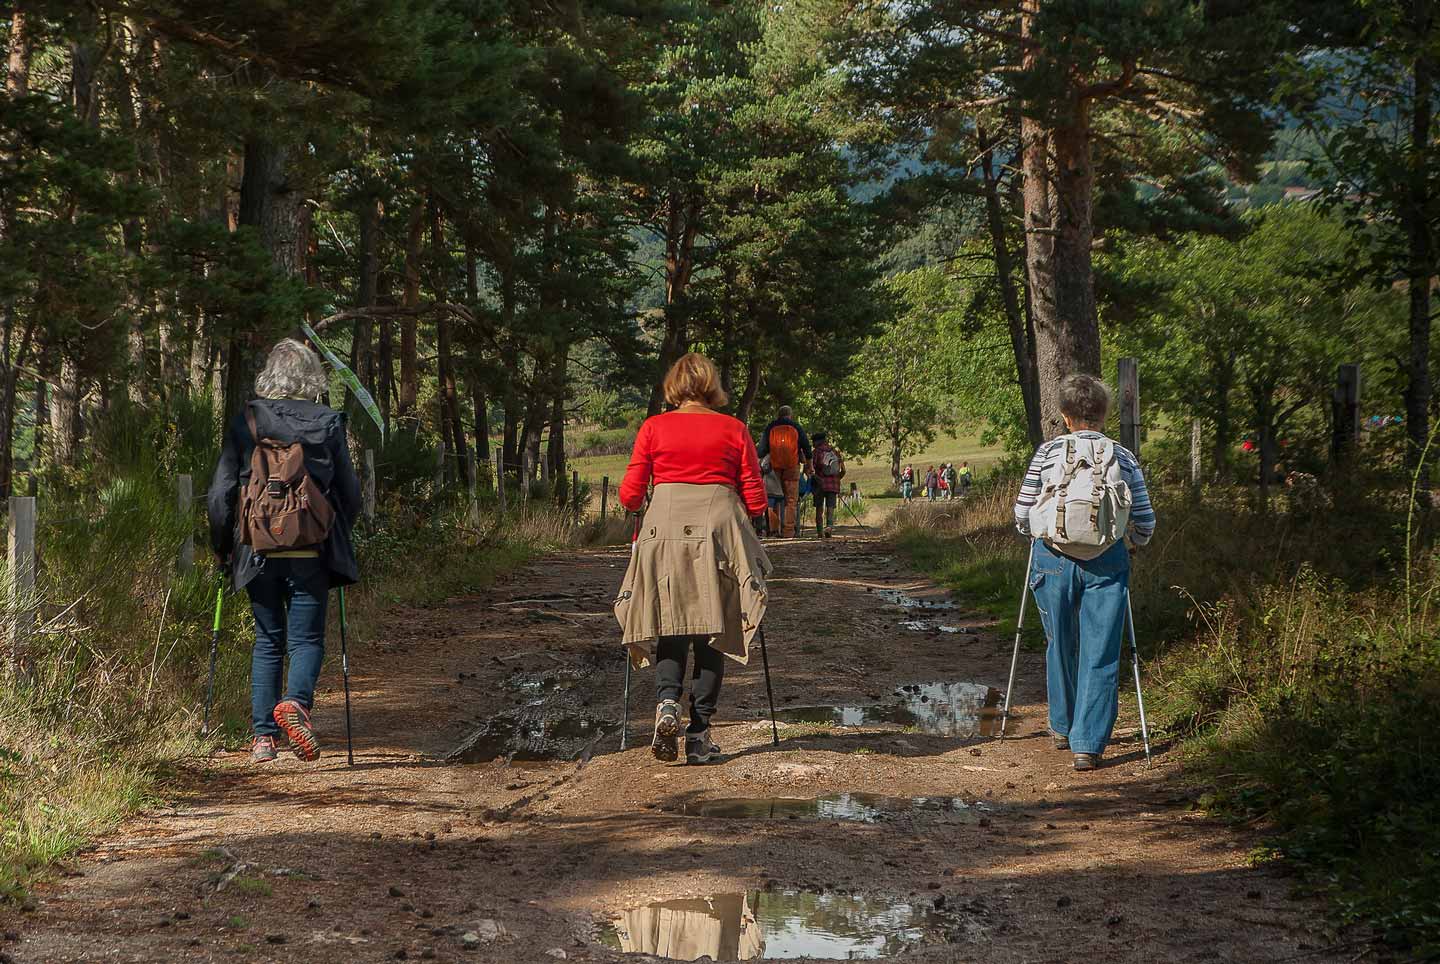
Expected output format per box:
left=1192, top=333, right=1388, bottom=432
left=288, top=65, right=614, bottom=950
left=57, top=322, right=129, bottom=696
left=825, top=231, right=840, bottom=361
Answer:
left=1190, top=419, right=1202, bottom=489
left=519, top=451, right=529, bottom=502
left=8, top=496, right=36, bottom=675
left=1118, top=357, right=1140, bottom=460
left=495, top=445, right=507, bottom=513
left=601, top=476, right=609, bottom=522
left=176, top=474, right=194, bottom=573
left=1332, top=363, right=1361, bottom=465
left=572, top=470, right=581, bottom=522
left=363, top=449, right=376, bottom=522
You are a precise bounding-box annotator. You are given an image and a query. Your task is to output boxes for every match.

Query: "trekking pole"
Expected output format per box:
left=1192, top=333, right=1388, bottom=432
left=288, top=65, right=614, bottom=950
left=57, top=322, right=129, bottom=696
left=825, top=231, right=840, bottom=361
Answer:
left=757, top=625, right=780, bottom=746
left=999, top=540, right=1037, bottom=740
left=339, top=586, right=355, bottom=766
left=620, top=512, right=641, bottom=750
left=201, top=584, right=224, bottom=738
left=1124, top=587, right=1154, bottom=764
left=841, top=496, right=869, bottom=529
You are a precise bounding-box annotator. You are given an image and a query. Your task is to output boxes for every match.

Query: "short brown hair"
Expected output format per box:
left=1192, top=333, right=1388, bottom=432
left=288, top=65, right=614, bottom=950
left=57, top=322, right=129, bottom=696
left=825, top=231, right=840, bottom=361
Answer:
left=662, top=352, right=728, bottom=408
left=1058, top=373, right=1112, bottom=426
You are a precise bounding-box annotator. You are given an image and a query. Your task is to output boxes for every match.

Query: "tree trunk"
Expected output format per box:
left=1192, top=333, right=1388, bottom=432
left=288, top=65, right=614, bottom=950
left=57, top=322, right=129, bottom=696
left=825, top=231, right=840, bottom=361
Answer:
left=981, top=136, right=1042, bottom=448
left=502, top=391, right=520, bottom=487
left=6, top=5, right=30, bottom=96
left=736, top=347, right=762, bottom=424
left=50, top=357, right=80, bottom=468
left=28, top=378, right=44, bottom=496
left=546, top=349, right=568, bottom=498
left=349, top=195, right=381, bottom=417
left=472, top=382, right=489, bottom=482
left=647, top=191, right=701, bottom=415
left=398, top=204, right=424, bottom=422
left=227, top=137, right=302, bottom=417
left=1021, top=3, right=1101, bottom=440
left=1405, top=6, right=1433, bottom=490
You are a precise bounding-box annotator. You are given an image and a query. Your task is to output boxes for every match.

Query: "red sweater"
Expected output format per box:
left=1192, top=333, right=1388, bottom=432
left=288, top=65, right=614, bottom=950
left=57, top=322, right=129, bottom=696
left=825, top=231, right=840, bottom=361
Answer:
left=619, top=411, right=768, bottom=516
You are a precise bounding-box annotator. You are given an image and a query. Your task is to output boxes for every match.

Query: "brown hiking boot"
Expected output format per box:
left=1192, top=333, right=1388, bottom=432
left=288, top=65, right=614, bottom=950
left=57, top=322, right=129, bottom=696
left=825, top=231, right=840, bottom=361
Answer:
left=250, top=736, right=278, bottom=764
left=651, top=700, right=681, bottom=762
left=1073, top=752, right=1100, bottom=772
left=272, top=700, right=321, bottom=761
left=685, top=729, right=721, bottom=765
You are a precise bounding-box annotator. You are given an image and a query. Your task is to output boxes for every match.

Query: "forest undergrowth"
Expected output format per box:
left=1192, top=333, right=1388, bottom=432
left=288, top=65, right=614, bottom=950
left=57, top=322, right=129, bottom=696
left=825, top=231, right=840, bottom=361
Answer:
left=888, top=478, right=1440, bottom=957
left=0, top=400, right=624, bottom=904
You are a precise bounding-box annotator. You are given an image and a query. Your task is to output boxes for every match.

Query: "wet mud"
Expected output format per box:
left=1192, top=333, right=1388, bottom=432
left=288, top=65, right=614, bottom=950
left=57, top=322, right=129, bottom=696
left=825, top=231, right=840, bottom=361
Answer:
left=679, top=792, right=990, bottom=823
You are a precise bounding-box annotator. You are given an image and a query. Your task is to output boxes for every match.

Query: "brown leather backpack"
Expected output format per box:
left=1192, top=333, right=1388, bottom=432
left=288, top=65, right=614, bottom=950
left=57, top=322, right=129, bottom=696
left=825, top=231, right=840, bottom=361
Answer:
left=239, top=407, right=335, bottom=552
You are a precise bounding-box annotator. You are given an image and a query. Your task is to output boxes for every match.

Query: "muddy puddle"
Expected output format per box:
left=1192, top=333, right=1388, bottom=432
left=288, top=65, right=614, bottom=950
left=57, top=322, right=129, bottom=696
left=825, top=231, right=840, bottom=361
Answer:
left=597, top=889, right=951, bottom=960
left=775, top=681, right=1003, bottom=738
left=449, top=664, right=613, bottom=762
left=446, top=709, right=615, bottom=763
left=680, top=792, right=988, bottom=823
left=874, top=587, right=957, bottom=610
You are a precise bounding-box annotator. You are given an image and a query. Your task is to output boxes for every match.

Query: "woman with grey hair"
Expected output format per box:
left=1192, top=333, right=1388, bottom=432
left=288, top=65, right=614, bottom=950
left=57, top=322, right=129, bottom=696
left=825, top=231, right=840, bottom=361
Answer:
left=207, top=338, right=362, bottom=764
left=1012, top=373, right=1156, bottom=771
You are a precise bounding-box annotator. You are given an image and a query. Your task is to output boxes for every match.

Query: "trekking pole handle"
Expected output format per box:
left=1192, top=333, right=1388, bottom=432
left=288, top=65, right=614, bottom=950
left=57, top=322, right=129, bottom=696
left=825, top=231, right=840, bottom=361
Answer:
left=212, top=585, right=224, bottom=632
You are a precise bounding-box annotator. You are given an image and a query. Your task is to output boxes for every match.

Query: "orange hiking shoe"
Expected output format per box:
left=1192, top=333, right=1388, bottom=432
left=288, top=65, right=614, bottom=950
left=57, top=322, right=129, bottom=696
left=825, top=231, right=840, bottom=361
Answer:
left=272, top=700, right=321, bottom=761
left=250, top=736, right=278, bottom=764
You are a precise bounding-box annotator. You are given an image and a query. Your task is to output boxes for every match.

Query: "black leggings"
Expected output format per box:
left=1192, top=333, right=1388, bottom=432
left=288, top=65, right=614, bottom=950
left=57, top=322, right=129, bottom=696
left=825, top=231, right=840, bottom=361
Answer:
left=655, top=634, right=725, bottom=733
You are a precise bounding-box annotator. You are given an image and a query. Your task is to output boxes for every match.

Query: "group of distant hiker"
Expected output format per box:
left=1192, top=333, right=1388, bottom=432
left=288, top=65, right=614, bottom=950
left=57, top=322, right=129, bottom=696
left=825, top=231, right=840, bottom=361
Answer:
left=209, top=341, right=1153, bottom=777
left=756, top=406, right=847, bottom=539
left=900, top=461, right=971, bottom=502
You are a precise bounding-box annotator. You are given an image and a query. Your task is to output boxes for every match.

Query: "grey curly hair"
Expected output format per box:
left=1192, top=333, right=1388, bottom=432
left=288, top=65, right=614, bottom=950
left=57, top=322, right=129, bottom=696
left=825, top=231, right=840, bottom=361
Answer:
left=255, top=338, right=328, bottom=401
left=1058, top=373, right=1112, bottom=427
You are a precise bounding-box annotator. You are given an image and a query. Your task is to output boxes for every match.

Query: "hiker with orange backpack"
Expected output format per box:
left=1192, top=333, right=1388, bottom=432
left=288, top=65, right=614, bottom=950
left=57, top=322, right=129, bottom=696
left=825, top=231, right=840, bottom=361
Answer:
left=756, top=405, right=812, bottom=537
left=206, top=339, right=362, bottom=765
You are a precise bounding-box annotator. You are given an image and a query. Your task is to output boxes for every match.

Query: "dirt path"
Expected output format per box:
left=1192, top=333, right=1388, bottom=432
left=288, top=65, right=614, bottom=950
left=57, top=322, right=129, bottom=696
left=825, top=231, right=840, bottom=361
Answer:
left=0, top=531, right=1353, bottom=963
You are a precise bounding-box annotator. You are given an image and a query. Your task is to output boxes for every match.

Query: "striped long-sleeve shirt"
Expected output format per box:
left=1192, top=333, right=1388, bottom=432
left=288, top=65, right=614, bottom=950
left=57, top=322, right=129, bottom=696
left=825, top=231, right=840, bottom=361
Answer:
left=1013, top=431, right=1156, bottom=546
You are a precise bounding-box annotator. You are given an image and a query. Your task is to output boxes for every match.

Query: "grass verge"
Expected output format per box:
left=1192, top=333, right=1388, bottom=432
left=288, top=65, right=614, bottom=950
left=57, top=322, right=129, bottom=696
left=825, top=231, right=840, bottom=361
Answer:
left=886, top=480, right=1440, bottom=956
left=0, top=474, right=622, bottom=903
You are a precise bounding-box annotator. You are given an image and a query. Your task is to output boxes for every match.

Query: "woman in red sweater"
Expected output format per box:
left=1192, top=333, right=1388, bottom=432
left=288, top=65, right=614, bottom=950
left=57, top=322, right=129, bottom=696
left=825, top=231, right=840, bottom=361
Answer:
left=614, top=353, right=771, bottom=765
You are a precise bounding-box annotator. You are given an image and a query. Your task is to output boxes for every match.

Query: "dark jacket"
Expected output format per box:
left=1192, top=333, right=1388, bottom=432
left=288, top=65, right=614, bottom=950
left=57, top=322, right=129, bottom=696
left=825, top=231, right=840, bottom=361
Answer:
left=207, top=398, right=362, bottom=592
left=756, top=417, right=813, bottom=463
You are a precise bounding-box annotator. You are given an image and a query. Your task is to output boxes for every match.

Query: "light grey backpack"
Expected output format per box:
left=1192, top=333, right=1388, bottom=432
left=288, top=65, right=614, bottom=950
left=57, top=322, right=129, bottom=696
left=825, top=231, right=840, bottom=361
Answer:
left=1029, top=435, right=1132, bottom=559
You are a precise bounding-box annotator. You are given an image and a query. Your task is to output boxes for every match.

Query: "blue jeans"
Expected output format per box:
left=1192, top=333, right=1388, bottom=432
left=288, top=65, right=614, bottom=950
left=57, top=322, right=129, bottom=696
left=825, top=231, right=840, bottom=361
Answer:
left=901, top=481, right=913, bottom=501
left=246, top=556, right=329, bottom=737
left=1029, top=539, right=1129, bottom=755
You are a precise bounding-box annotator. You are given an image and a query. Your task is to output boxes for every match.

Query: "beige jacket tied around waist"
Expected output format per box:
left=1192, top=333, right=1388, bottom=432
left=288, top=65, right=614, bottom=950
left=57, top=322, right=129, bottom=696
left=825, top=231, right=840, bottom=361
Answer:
left=614, top=482, right=772, bottom=668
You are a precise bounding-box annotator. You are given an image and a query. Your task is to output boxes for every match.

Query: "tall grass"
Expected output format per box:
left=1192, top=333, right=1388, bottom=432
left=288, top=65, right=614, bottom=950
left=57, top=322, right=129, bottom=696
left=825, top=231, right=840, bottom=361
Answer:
left=888, top=479, right=1440, bottom=955
left=1, top=401, right=627, bottom=902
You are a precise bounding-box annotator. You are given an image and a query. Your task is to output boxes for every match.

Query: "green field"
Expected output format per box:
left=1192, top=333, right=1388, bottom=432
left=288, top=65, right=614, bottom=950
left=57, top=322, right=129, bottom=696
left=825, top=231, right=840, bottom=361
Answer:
left=567, top=428, right=1007, bottom=520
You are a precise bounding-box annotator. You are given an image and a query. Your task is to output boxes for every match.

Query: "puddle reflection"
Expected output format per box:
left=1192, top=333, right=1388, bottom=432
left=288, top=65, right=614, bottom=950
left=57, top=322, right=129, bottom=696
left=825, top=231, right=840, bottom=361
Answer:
left=681, top=792, right=985, bottom=823
left=875, top=588, right=957, bottom=610
left=598, top=889, right=948, bottom=960
left=774, top=681, right=1003, bottom=738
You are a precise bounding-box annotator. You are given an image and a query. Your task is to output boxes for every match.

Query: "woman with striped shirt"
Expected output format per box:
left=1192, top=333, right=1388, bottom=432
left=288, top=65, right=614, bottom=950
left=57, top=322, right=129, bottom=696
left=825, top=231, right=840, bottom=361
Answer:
left=1013, top=374, right=1155, bottom=771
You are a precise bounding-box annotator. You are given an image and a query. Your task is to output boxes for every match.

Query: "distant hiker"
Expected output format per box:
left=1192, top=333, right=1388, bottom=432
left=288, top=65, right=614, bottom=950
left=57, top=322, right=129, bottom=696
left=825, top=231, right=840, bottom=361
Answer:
left=900, top=464, right=915, bottom=502
left=957, top=461, right=973, bottom=496
left=761, top=454, right=785, bottom=536
left=756, top=405, right=812, bottom=537
left=938, top=463, right=952, bottom=500
left=1014, top=373, right=1156, bottom=772
left=616, top=353, right=772, bottom=765
left=207, top=339, right=362, bottom=765
left=924, top=465, right=938, bottom=501
left=810, top=432, right=846, bottom=538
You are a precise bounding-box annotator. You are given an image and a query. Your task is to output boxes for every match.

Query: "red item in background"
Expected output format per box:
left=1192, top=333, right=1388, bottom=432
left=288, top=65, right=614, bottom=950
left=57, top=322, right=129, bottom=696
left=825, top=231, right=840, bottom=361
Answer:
left=619, top=411, right=768, bottom=516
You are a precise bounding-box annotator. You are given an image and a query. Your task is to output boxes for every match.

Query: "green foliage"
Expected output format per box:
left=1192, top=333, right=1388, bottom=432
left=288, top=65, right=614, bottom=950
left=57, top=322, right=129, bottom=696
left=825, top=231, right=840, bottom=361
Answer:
left=1105, top=206, right=1405, bottom=487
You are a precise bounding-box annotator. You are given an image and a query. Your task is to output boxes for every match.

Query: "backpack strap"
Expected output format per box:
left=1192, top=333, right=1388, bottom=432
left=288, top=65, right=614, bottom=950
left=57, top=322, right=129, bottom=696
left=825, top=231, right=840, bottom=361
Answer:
left=244, top=405, right=261, bottom=445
